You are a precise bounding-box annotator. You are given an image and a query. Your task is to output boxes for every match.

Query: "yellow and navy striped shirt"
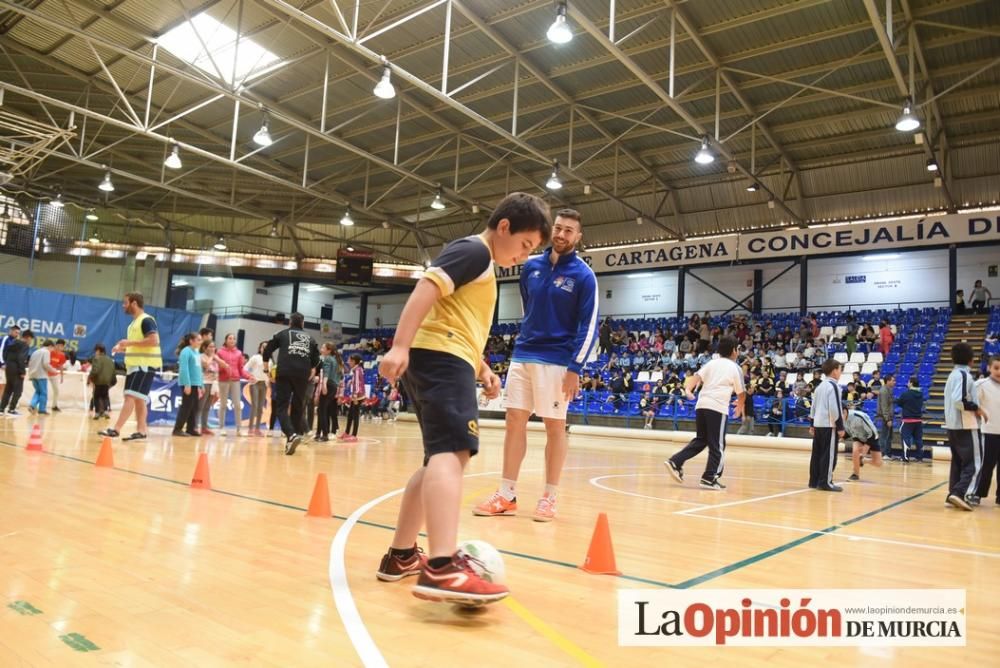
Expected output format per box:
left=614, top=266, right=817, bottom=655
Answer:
left=413, top=235, right=495, bottom=372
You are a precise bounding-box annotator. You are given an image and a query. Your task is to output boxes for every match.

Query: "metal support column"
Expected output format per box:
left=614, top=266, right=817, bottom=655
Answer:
left=799, top=257, right=808, bottom=314
left=291, top=279, right=300, bottom=314
left=753, top=269, right=763, bottom=315
left=677, top=268, right=686, bottom=318
left=359, top=293, right=369, bottom=331
left=948, top=245, right=957, bottom=311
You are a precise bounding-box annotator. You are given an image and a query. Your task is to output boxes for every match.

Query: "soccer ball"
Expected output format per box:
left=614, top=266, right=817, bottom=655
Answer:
left=457, top=539, right=505, bottom=585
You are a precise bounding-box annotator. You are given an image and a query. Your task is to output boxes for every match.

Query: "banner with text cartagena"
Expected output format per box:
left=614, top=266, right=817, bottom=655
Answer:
left=618, top=589, right=966, bottom=647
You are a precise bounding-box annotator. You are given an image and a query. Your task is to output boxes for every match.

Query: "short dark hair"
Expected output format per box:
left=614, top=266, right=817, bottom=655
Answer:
left=124, top=291, right=144, bottom=308
left=883, top=373, right=894, bottom=382
left=716, top=336, right=738, bottom=358
left=952, top=342, right=974, bottom=366
left=94, top=343, right=106, bottom=354
left=990, top=355, right=1000, bottom=366
left=290, top=312, right=305, bottom=329
left=909, top=376, right=919, bottom=387
left=350, top=353, right=362, bottom=364
left=9, top=325, right=20, bottom=332
left=199, top=328, right=214, bottom=337
left=55, top=339, right=65, bottom=346
left=821, top=359, right=841, bottom=376
left=22, top=330, right=34, bottom=340
left=554, top=208, right=581, bottom=225
left=487, top=192, right=551, bottom=242
left=42, top=339, right=53, bottom=347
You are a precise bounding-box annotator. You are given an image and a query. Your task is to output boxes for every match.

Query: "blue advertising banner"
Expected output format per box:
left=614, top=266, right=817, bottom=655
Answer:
left=0, top=284, right=203, bottom=363
left=147, top=377, right=254, bottom=427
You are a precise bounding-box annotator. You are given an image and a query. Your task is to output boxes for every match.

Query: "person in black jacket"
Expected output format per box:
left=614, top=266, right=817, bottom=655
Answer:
left=895, top=376, right=926, bottom=463
left=263, top=313, right=320, bottom=455
left=0, top=330, right=34, bottom=415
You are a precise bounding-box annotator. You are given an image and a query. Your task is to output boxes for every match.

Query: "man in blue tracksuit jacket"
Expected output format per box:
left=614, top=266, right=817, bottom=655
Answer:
left=474, top=208, right=598, bottom=522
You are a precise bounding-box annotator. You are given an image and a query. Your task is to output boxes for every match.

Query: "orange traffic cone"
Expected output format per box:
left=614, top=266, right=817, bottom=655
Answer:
left=25, top=424, right=43, bottom=452
left=190, top=453, right=211, bottom=489
left=580, top=512, right=621, bottom=575
left=95, top=436, right=114, bottom=468
left=306, top=473, right=332, bottom=518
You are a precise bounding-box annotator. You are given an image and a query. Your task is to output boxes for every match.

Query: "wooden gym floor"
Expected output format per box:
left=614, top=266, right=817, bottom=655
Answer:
left=1, top=412, right=997, bottom=667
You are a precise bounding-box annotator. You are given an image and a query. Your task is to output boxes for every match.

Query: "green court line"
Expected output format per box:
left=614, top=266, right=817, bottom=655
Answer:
left=673, top=481, right=948, bottom=589
left=0, top=438, right=948, bottom=591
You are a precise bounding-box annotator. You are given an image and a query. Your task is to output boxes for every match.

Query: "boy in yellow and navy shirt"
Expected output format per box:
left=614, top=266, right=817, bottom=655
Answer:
left=375, top=193, right=550, bottom=606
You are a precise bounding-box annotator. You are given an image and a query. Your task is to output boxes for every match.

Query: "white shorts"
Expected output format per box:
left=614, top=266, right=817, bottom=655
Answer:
left=503, top=361, right=569, bottom=420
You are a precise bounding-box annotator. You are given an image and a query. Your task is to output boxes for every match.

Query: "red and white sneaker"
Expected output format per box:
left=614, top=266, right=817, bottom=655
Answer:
left=376, top=545, right=426, bottom=582
left=532, top=494, right=557, bottom=522
left=473, top=491, right=517, bottom=517
left=412, top=552, right=509, bottom=605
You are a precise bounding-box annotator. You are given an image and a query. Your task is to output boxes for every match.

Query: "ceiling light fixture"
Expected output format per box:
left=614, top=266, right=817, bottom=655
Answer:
left=213, top=236, right=227, bottom=251
left=373, top=62, right=396, bottom=99
left=269, top=222, right=279, bottom=237
left=253, top=114, right=273, bottom=147
left=85, top=209, right=98, bottom=222
left=164, top=145, right=182, bottom=169
left=694, top=136, right=715, bottom=165
left=89, top=228, right=100, bottom=244
left=746, top=182, right=760, bottom=192
left=926, top=158, right=939, bottom=172
left=98, top=171, right=115, bottom=192
left=340, top=207, right=354, bottom=226
left=51, top=193, right=64, bottom=208
left=545, top=161, right=563, bottom=190
left=895, top=99, right=920, bottom=132
left=430, top=188, right=446, bottom=210
left=346, top=245, right=355, bottom=252
left=547, top=2, right=573, bottom=44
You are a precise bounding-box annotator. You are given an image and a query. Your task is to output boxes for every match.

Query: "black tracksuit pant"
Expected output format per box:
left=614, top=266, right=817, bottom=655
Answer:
left=810, top=427, right=839, bottom=488
left=670, top=408, right=727, bottom=482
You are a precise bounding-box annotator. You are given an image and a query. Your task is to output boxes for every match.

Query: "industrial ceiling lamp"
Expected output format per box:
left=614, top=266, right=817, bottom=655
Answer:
left=213, top=236, right=227, bottom=251
left=545, top=161, right=563, bottom=190
left=694, top=136, right=715, bottom=165
left=253, top=113, right=273, bottom=147
left=547, top=2, right=573, bottom=44
left=89, top=228, right=100, bottom=244
left=98, top=170, right=115, bottom=192
left=85, top=209, right=99, bottom=222
left=926, top=158, right=939, bottom=172
left=430, top=188, right=446, bottom=210
left=746, top=182, right=760, bottom=192
left=50, top=193, right=64, bottom=208
left=373, top=62, right=396, bottom=99
left=164, top=144, right=182, bottom=170
left=895, top=99, right=920, bottom=132
left=340, top=206, right=354, bottom=226
left=269, top=222, right=279, bottom=237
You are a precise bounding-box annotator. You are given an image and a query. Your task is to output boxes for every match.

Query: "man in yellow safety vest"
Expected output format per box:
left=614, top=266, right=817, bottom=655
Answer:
left=99, top=291, right=161, bottom=441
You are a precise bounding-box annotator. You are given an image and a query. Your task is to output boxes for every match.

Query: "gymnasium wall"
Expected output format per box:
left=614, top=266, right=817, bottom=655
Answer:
left=0, top=253, right=170, bottom=305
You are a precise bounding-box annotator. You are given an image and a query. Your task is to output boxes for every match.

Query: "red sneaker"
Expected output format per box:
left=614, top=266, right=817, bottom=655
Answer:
left=201, top=428, right=214, bottom=436
left=376, top=545, right=426, bottom=582
left=473, top=491, right=517, bottom=517
left=412, top=552, right=509, bottom=605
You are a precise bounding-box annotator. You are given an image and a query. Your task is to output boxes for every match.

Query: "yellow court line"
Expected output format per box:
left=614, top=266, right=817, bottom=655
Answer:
left=503, top=596, right=605, bottom=668
left=461, top=484, right=497, bottom=507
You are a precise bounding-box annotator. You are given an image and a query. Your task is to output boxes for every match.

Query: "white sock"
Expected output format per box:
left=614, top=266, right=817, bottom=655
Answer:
left=500, top=479, right=516, bottom=501
left=544, top=484, right=558, bottom=499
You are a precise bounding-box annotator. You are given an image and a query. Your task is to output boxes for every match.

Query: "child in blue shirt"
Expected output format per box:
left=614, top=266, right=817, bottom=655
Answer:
left=173, top=332, right=204, bottom=437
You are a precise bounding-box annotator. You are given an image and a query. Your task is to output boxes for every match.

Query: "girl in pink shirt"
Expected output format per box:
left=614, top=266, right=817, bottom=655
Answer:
left=216, top=334, right=251, bottom=436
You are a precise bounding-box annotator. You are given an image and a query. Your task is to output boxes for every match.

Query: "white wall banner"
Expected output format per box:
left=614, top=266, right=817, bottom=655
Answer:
left=495, top=210, right=1000, bottom=282
left=739, top=211, right=1000, bottom=260
left=495, top=236, right=739, bottom=282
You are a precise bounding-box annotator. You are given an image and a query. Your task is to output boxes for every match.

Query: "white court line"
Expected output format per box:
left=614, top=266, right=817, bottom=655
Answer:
left=330, top=464, right=658, bottom=668
left=674, top=488, right=814, bottom=515
left=588, top=476, right=707, bottom=506
left=680, top=513, right=1000, bottom=559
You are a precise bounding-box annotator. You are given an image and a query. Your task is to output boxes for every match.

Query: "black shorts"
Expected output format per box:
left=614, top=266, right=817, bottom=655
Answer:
left=403, top=348, right=479, bottom=466
left=124, top=368, right=158, bottom=399
left=854, top=437, right=878, bottom=451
